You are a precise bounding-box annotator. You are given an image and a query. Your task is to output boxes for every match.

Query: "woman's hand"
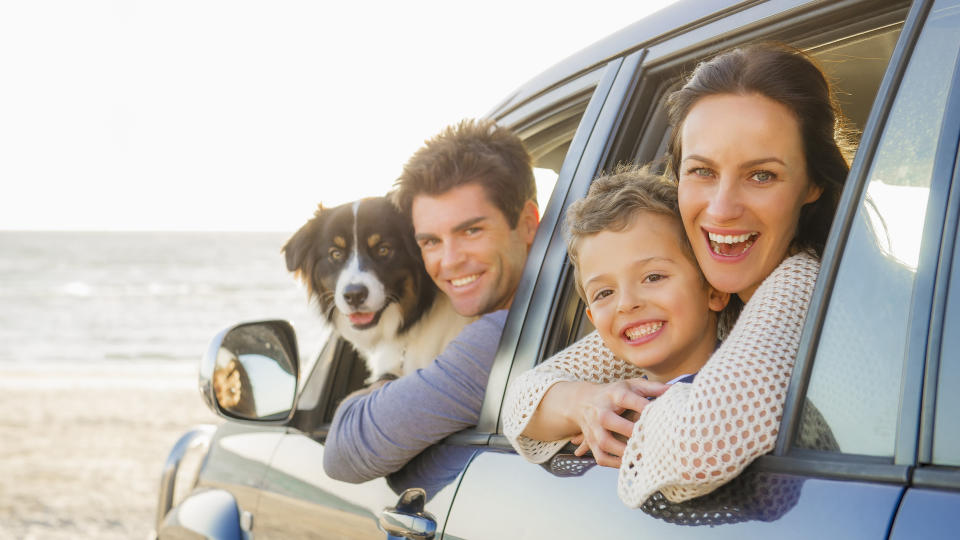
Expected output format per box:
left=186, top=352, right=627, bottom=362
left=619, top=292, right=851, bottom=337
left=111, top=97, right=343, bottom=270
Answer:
left=566, top=378, right=667, bottom=468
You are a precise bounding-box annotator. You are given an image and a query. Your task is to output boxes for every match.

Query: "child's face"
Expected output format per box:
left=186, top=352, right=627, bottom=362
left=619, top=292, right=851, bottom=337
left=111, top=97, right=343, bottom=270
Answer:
left=580, top=212, right=728, bottom=382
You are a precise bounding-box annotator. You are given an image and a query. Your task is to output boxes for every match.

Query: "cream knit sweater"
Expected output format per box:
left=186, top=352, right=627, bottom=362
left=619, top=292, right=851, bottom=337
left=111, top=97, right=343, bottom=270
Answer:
left=502, top=251, right=820, bottom=506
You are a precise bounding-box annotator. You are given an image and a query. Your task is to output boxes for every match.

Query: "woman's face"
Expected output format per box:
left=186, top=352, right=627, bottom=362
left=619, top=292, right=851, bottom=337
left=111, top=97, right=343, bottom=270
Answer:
left=678, top=93, right=822, bottom=301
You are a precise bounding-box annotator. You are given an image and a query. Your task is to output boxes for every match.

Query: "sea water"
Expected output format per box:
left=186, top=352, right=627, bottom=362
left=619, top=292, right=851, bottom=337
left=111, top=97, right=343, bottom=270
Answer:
left=0, top=231, right=329, bottom=377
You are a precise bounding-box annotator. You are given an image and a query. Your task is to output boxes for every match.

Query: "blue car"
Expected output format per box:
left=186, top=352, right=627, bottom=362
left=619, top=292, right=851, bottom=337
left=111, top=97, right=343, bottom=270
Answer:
left=155, top=0, right=960, bottom=537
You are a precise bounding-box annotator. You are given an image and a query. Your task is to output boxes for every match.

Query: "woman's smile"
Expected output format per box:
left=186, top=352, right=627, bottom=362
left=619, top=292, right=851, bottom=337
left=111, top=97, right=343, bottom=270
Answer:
left=703, top=228, right=759, bottom=259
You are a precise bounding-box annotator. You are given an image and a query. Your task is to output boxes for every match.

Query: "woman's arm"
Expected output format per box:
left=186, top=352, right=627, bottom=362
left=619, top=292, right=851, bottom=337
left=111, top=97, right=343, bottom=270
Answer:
left=617, top=251, right=820, bottom=506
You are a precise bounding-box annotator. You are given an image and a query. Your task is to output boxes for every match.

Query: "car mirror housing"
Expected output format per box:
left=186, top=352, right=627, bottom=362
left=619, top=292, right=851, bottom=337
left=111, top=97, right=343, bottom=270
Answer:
left=199, top=320, right=300, bottom=424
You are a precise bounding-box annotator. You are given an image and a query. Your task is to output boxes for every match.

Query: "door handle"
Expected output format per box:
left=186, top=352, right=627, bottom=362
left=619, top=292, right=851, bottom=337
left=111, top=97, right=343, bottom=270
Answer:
left=379, top=488, right=437, bottom=539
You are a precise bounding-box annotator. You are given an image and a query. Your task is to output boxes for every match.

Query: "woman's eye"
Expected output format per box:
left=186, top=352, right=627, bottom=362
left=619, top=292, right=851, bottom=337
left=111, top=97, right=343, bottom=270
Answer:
left=328, top=248, right=344, bottom=261
left=750, top=170, right=775, bottom=183
left=465, top=227, right=481, bottom=236
left=643, top=273, right=665, bottom=283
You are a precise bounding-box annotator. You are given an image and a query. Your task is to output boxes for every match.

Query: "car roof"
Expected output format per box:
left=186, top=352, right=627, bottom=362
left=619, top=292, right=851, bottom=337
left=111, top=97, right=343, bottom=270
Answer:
left=487, top=0, right=764, bottom=118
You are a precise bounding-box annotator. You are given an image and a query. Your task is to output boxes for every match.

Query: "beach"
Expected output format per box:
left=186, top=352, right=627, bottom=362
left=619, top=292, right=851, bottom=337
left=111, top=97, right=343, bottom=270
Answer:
left=0, top=363, right=218, bottom=539
left=0, top=231, right=328, bottom=539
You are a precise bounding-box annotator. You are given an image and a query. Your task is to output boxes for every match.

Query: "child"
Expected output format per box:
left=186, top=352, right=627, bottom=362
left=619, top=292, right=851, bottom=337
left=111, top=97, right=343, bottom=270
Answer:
left=503, top=164, right=728, bottom=468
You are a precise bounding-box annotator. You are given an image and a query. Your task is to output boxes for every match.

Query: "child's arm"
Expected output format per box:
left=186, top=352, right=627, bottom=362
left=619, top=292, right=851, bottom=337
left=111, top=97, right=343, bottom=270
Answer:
left=502, top=331, right=657, bottom=463
left=523, top=378, right=666, bottom=467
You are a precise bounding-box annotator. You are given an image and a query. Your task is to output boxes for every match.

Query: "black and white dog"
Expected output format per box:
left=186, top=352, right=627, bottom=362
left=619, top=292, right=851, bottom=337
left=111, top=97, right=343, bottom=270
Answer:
left=283, top=197, right=472, bottom=381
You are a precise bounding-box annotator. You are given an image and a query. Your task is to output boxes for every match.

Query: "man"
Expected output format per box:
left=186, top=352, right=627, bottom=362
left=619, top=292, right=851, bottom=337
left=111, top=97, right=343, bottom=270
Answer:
left=322, top=119, right=540, bottom=483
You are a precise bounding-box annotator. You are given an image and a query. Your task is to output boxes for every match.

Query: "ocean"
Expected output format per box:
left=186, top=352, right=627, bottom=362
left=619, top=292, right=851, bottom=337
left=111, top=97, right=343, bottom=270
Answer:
left=0, top=231, right=329, bottom=372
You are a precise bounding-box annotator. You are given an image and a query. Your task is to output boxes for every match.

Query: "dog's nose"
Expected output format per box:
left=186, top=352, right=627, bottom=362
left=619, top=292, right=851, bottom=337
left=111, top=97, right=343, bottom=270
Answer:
left=343, top=284, right=368, bottom=307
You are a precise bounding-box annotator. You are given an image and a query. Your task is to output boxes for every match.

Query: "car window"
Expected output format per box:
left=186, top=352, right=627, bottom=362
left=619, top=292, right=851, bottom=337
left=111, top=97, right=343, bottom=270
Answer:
left=796, top=0, right=960, bottom=457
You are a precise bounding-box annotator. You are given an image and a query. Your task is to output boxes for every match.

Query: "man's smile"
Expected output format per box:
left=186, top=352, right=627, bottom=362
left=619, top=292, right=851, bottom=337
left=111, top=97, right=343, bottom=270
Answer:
left=449, top=273, right=482, bottom=288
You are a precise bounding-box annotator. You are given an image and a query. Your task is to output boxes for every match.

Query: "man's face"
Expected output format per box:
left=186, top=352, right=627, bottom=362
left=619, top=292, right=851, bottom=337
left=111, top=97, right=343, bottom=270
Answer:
left=412, top=183, right=538, bottom=317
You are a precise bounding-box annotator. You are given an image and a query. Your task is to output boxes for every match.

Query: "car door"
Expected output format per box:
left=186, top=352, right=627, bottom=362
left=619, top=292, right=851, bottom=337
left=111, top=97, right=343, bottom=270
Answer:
left=444, top=0, right=960, bottom=538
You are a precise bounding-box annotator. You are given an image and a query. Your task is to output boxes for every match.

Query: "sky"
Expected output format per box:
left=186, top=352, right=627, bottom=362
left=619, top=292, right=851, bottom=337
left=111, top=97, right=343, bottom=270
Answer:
left=0, top=0, right=677, bottom=231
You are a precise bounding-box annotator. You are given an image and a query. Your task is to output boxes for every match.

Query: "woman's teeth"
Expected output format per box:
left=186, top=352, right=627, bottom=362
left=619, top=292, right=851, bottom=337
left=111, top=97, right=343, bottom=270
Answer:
left=708, top=231, right=757, bottom=256
left=624, top=321, right=663, bottom=340
left=451, top=274, right=480, bottom=287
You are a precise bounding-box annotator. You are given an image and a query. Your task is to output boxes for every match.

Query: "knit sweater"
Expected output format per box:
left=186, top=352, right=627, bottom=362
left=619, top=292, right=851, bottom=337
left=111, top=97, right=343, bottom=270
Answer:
left=502, top=251, right=820, bottom=506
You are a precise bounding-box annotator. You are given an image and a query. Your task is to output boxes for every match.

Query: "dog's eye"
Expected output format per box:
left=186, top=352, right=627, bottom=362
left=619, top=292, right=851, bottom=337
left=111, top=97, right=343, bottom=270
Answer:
left=376, top=244, right=393, bottom=258
left=328, top=248, right=345, bottom=261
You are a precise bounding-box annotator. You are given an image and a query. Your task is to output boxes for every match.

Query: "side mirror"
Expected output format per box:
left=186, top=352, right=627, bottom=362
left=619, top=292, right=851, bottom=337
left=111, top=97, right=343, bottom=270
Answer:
left=199, top=320, right=299, bottom=424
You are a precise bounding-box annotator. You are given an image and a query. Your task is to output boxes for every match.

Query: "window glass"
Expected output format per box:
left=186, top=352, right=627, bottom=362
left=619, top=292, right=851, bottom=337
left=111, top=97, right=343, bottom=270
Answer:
left=798, top=0, right=960, bottom=456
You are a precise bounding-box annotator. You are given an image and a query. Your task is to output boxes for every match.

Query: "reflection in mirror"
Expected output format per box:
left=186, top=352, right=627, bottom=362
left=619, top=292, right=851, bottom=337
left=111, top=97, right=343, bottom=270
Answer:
left=205, top=321, right=299, bottom=421
left=213, top=347, right=257, bottom=417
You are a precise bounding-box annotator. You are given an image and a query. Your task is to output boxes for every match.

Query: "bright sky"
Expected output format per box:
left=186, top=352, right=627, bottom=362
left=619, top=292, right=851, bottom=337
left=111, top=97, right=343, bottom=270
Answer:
left=0, top=0, right=677, bottom=231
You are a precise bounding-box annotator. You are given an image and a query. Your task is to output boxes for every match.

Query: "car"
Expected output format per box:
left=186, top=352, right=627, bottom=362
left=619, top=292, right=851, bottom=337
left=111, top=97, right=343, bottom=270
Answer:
left=154, top=0, right=960, bottom=537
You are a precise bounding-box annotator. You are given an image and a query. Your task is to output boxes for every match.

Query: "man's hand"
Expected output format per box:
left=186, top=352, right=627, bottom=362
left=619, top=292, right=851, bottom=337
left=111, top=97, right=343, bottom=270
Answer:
left=566, top=378, right=667, bottom=468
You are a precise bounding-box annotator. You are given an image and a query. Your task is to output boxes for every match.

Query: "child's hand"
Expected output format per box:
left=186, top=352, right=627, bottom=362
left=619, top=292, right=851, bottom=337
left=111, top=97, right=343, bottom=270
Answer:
left=568, top=378, right=667, bottom=468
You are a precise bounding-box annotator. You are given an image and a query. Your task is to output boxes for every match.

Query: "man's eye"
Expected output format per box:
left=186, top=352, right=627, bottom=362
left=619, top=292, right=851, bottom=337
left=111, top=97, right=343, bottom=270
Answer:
left=328, top=248, right=344, bottom=261
left=465, top=227, right=481, bottom=236
left=418, top=238, right=439, bottom=249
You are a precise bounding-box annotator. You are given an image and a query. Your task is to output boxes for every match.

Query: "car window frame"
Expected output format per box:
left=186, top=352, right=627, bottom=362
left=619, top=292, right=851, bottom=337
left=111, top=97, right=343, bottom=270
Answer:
left=915, top=44, right=960, bottom=490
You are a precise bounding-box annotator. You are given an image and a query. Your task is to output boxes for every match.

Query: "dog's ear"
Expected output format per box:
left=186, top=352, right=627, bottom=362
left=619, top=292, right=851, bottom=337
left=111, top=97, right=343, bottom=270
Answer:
left=282, top=204, right=326, bottom=274
left=390, top=199, right=421, bottom=262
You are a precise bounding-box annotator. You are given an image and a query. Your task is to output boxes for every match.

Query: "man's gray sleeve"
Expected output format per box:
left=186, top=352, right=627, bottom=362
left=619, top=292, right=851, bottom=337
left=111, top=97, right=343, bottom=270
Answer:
left=322, top=310, right=508, bottom=483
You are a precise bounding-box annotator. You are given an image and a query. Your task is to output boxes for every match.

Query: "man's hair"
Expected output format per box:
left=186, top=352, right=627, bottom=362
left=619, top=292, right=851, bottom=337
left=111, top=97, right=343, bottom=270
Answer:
left=566, top=164, right=699, bottom=301
left=393, top=119, right=536, bottom=227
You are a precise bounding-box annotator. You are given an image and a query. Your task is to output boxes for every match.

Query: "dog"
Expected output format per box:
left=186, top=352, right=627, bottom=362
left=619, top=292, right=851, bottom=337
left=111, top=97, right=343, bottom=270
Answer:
left=283, top=197, right=473, bottom=382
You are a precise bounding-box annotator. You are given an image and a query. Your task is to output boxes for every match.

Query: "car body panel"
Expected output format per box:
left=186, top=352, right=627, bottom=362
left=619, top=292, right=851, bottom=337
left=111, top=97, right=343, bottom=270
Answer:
left=443, top=451, right=904, bottom=539
left=889, top=488, right=960, bottom=539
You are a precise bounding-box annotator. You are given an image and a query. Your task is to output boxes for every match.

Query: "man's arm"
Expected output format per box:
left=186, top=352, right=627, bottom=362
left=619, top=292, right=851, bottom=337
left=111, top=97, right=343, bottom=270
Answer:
left=322, top=310, right=507, bottom=483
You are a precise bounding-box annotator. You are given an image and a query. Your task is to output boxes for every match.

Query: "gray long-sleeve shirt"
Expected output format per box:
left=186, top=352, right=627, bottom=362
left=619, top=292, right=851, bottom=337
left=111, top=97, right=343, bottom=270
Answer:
left=322, top=309, right=508, bottom=483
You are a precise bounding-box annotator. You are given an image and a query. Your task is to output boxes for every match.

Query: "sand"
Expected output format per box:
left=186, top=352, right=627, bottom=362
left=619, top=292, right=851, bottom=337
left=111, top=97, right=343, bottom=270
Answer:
left=0, top=363, right=219, bottom=540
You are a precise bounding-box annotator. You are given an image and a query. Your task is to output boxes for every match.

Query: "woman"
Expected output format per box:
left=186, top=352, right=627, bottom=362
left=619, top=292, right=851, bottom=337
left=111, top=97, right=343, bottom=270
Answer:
left=502, top=43, right=850, bottom=506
